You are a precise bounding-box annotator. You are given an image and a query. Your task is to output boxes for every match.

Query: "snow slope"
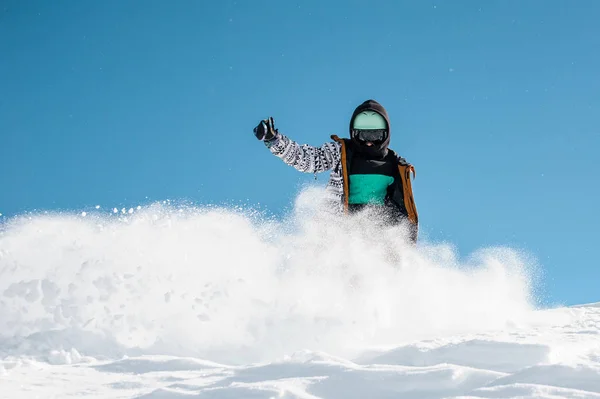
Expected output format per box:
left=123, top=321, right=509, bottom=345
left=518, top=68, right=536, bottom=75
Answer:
left=1, top=189, right=598, bottom=398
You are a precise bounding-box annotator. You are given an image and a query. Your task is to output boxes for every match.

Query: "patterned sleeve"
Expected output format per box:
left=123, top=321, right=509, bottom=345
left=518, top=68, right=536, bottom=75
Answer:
left=265, top=132, right=341, bottom=174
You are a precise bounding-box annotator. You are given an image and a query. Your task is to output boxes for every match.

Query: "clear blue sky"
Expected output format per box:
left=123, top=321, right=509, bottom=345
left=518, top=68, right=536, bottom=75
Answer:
left=1, top=1, right=599, bottom=306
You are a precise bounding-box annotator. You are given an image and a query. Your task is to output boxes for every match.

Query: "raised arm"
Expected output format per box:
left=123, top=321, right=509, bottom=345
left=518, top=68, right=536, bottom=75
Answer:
left=254, top=117, right=341, bottom=174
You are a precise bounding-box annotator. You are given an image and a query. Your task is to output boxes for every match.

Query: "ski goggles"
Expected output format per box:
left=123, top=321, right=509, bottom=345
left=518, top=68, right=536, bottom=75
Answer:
left=351, top=128, right=388, bottom=143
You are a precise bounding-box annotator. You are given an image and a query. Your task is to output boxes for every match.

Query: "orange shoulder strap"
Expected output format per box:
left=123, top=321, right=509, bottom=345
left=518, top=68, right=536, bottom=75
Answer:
left=398, top=164, right=418, bottom=225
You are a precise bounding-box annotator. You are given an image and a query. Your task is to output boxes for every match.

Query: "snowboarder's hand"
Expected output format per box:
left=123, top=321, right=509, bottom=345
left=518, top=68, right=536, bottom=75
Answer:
left=253, top=117, right=277, bottom=141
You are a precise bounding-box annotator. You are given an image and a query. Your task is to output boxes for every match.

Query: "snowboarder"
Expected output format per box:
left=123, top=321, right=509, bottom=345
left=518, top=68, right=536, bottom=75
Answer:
left=253, top=99, right=418, bottom=243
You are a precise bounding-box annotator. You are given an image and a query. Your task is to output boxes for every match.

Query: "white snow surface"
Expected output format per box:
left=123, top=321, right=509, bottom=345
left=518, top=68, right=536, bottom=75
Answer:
left=1, top=188, right=598, bottom=398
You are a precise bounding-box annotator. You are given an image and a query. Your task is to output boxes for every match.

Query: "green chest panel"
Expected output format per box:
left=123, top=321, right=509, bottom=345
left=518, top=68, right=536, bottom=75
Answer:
left=348, top=174, right=395, bottom=205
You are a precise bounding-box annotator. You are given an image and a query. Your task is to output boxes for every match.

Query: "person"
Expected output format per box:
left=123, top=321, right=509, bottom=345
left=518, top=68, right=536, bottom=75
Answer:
left=253, top=99, right=419, bottom=243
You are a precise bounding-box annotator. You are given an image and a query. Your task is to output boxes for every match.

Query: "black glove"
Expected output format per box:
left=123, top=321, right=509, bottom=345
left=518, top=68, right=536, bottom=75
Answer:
left=253, top=117, right=277, bottom=141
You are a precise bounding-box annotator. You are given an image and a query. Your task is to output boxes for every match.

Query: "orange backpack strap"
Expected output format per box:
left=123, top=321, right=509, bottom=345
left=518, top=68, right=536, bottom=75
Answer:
left=398, top=164, right=419, bottom=226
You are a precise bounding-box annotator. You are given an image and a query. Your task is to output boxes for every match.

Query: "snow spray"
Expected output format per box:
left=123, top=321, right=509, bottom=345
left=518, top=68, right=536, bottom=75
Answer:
left=0, top=188, right=538, bottom=364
